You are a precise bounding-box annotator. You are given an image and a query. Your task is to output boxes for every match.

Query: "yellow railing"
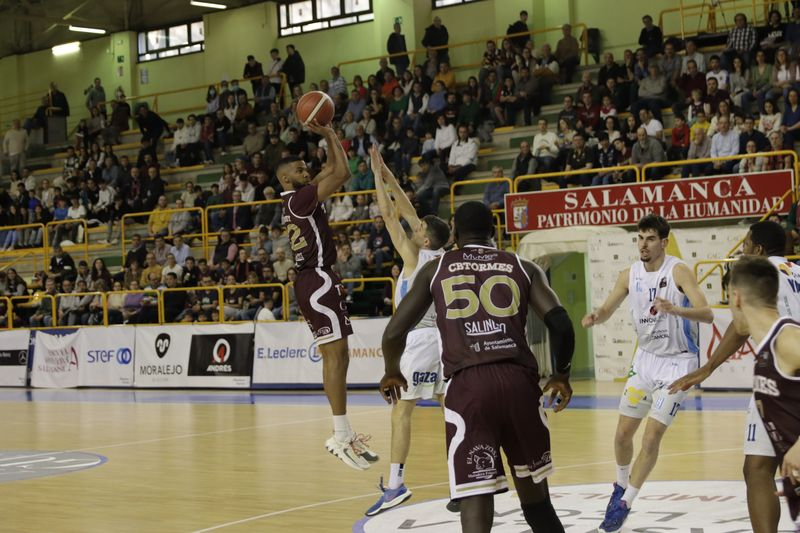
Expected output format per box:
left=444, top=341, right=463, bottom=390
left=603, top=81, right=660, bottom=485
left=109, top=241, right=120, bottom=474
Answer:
left=449, top=177, right=512, bottom=214
left=220, top=283, right=287, bottom=323
left=105, top=289, right=161, bottom=325
left=44, top=219, right=89, bottom=266
left=513, top=165, right=641, bottom=191
left=659, top=0, right=772, bottom=39
left=120, top=206, right=208, bottom=264
left=53, top=291, right=106, bottom=327
left=204, top=198, right=282, bottom=258
left=0, top=296, right=10, bottom=329
left=0, top=223, right=45, bottom=273
left=10, top=294, right=56, bottom=330
left=694, top=255, right=800, bottom=302
left=337, top=24, right=589, bottom=83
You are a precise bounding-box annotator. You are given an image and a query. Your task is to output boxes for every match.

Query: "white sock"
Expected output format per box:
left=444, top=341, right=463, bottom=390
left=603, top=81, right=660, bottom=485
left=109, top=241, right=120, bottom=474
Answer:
left=616, top=464, right=630, bottom=489
left=622, top=485, right=640, bottom=507
left=388, top=463, right=405, bottom=490
left=332, top=415, right=353, bottom=442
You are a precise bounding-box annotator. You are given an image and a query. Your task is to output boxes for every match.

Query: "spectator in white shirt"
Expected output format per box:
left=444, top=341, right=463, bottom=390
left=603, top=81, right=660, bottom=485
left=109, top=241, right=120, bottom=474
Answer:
left=705, top=55, right=730, bottom=91
left=65, top=196, right=87, bottom=243
left=266, top=48, right=284, bottom=95
left=448, top=125, right=478, bottom=181
left=328, top=66, right=347, bottom=98
left=433, top=115, right=456, bottom=159
left=167, top=119, right=188, bottom=167
left=161, top=254, right=183, bottom=284
left=532, top=118, right=559, bottom=172
left=709, top=116, right=739, bottom=174
left=639, top=108, right=664, bottom=140
left=169, top=234, right=191, bottom=266
left=3, top=119, right=28, bottom=175
left=329, top=190, right=354, bottom=222
left=94, top=181, right=115, bottom=222
left=681, top=39, right=706, bottom=74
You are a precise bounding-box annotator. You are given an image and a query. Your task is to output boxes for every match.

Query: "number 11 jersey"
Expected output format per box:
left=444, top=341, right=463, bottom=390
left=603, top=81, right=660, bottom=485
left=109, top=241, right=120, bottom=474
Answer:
left=430, top=245, right=537, bottom=378
left=280, top=185, right=337, bottom=271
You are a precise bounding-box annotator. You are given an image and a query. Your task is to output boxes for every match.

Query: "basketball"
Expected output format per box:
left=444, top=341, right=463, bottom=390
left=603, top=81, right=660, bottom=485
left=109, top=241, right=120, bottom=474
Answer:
left=297, top=90, right=335, bottom=126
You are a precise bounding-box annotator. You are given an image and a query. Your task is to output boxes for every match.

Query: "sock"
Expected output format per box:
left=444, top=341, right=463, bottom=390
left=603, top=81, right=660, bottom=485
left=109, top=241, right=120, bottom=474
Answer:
left=521, top=499, right=565, bottom=533
left=622, top=485, right=640, bottom=507
left=616, top=464, right=631, bottom=489
left=333, top=415, right=353, bottom=442
left=388, top=463, right=405, bottom=490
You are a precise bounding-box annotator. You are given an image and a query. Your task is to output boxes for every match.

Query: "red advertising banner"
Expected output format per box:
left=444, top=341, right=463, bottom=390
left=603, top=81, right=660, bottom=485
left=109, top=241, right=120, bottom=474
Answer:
left=504, top=170, right=794, bottom=233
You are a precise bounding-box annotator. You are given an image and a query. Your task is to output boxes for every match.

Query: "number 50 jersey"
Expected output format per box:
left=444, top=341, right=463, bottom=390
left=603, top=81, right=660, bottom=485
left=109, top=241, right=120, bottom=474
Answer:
left=280, top=185, right=337, bottom=271
left=430, top=245, right=537, bottom=378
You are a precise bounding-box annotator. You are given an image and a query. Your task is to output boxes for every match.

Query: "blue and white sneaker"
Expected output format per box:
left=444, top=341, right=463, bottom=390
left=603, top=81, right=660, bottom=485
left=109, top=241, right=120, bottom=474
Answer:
left=351, top=433, right=380, bottom=464
left=604, top=483, right=625, bottom=513
left=365, top=477, right=412, bottom=516
left=600, top=499, right=631, bottom=532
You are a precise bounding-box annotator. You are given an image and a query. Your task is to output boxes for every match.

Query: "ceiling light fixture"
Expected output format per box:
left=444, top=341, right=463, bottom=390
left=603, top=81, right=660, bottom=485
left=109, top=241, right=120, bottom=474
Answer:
left=52, top=41, right=81, bottom=56
left=190, top=0, right=227, bottom=9
left=68, top=25, right=106, bottom=34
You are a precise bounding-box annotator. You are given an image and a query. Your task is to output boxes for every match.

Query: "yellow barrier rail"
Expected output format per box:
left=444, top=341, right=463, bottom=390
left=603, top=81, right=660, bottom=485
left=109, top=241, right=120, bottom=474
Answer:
left=0, top=223, right=45, bottom=272
left=44, top=218, right=89, bottom=267
left=10, top=294, right=56, bottom=330
left=120, top=206, right=208, bottom=264
left=449, top=177, right=512, bottom=215
left=53, top=291, right=106, bottom=327
left=659, top=0, right=771, bottom=39
left=105, top=289, right=162, bottom=325
left=513, top=165, right=641, bottom=192
left=0, top=296, right=10, bottom=329
left=693, top=255, right=800, bottom=302
left=204, top=198, right=282, bottom=259
left=220, top=283, right=288, bottom=323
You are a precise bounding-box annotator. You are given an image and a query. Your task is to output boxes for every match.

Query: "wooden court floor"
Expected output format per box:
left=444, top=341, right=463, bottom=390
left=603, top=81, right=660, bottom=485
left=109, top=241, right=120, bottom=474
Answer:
left=0, top=382, right=774, bottom=532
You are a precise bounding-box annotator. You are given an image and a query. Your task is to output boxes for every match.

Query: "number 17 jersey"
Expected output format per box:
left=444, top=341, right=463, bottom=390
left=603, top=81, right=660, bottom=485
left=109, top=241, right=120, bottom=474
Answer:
left=430, top=245, right=536, bottom=378
left=280, top=185, right=337, bottom=271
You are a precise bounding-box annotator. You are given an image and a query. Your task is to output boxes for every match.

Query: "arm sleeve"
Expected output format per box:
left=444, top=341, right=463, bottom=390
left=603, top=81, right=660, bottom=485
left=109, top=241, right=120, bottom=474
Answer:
left=543, top=306, right=575, bottom=375
left=287, top=185, right=318, bottom=217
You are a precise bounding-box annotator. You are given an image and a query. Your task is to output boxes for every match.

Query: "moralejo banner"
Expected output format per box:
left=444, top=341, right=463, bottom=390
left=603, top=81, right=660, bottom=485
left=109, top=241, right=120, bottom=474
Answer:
left=504, top=170, right=794, bottom=232
left=253, top=318, right=387, bottom=387
left=699, top=307, right=753, bottom=390
left=0, top=330, right=30, bottom=386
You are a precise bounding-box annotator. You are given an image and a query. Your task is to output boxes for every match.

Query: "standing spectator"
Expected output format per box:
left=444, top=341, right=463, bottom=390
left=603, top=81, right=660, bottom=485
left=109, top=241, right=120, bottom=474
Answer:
left=781, top=87, right=800, bottom=144
left=329, top=66, right=347, bottom=99
left=638, top=15, right=663, bottom=58
left=447, top=125, right=478, bottom=181
left=243, top=55, right=264, bottom=95
left=710, top=116, right=739, bottom=173
left=556, top=24, right=581, bottom=83
left=84, top=78, right=106, bottom=114
left=422, top=16, right=449, bottom=66
left=3, top=119, right=28, bottom=176
left=281, top=45, right=305, bottom=92
left=387, top=22, right=410, bottom=76
left=507, top=10, right=531, bottom=52
left=482, top=167, right=509, bottom=210
left=266, top=49, right=284, bottom=96
left=631, top=127, right=666, bottom=180
left=47, top=82, right=70, bottom=117
left=723, top=13, right=757, bottom=70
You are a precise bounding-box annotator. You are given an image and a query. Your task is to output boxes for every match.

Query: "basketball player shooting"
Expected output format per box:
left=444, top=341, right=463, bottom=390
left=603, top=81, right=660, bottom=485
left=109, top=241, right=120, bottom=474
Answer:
left=380, top=201, right=575, bottom=533
left=582, top=214, right=713, bottom=532
left=669, top=221, right=800, bottom=533
left=277, top=120, right=378, bottom=471
left=364, top=146, right=451, bottom=516
left=727, top=256, right=800, bottom=533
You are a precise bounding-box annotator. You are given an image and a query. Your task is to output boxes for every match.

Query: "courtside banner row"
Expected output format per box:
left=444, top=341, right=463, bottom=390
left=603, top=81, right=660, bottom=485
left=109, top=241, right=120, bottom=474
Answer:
left=135, top=323, right=254, bottom=388
left=699, top=307, right=753, bottom=390
left=0, top=329, right=30, bottom=386
left=252, top=318, right=388, bottom=386
left=504, top=170, right=794, bottom=232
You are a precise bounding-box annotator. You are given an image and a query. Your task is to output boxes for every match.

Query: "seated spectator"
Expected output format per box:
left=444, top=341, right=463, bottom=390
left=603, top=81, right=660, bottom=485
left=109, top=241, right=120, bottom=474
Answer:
left=161, top=253, right=183, bottom=284
left=639, top=108, right=664, bottom=141
left=638, top=14, right=663, bottom=58
left=576, top=91, right=601, bottom=136
left=140, top=253, right=163, bottom=287
left=765, top=131, right=794, bottom=169
left=242, top=122, right=264, bottom=156
left=366, top=215, right=393, bottom=275
left=765, top=48, right=797, bottom=104
left=632, top=63, right=669, bottom=122
left=668, top=115, right=691, bottom=161
left=674, top=59, right=707, bottom=117
left=494, top=77, right=519, bottom=126
left=760, top=10, right=787, bottom=63
left=690, top=109, right=711, bottom=138
left=758, top=98, right=782, bottom=135
left=741, top=49, right=772, bottom=113
left=350, top=160, right=375, bottom=192
left=592, top=133, right=621, bottom=186
left=557, top=95, right=578, bottom=128
left=511, top=140, right=537, bottom=192
left=561, top=132, right=594, bottom=187
left=705, top=55, right=730, bottom=91
left=739, top=115, right=769, bottom=154
left=600, top=94, right=617, bottom=120
left=482, top=167, right=509, bottom=210
left=532, top=119, right=559, bottom=175
left=631, top=127, right=666, bottom=180
left=334, top=242, right=362, bottom=302
left=704, top=77, right=733, bottom=116
left=152, top=235, right=170, bottom=265
left=739, top=139, right=767, bottom=173
left=479, top=40, right=500, bottom=85
left=659, top=42, right=682, bottom=96
left=555, top=23, right=580, bottom=83
left=447, top=125, right=478, bottom=181
left=272, top=247, right=294, bottom=282
left=414, top=156, right=449, bottom=216
left=782, top=87, right=800, bottom=144
left=710, top=115, right=739, bottom=173
left=212, top=229, right=238, bottom=268
left=723, top=13, right=758, bottom=70
left=28, top=277, right=57, bottom=327
left=168, top=199, right=192, bottom=237
left=147, top=195, right=171, bottom=238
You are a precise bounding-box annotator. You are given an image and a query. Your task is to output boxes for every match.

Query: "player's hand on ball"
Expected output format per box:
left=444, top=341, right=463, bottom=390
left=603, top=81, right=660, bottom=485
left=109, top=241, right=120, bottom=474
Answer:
left=306, top=120, right=333, bottom=136
left=668, top=365, right=711, bottom=394
left=653, top=297, right=674, bottom=314
left=379, top=373, right=408, bottom=405
left=781, top=441, right=800, bottom=484
left=542, top=374, right=572, bottom=413
left=581, top=312, right=599, bottom=328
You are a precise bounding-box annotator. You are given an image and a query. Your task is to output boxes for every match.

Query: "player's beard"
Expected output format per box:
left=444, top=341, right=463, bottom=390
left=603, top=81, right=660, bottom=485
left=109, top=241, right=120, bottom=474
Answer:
left=290, top=176, right=309, bottom=189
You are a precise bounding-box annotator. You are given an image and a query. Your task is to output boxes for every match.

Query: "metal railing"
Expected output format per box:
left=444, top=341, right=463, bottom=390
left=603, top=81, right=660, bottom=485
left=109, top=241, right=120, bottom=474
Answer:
left=10, top=294, right=56, bottom=330
left=121, top=206, right=208, bottom=264
left=0, top=296, right=10, bottom=329
left=693, top=255, right=800, bottom=302
left=53, top=291, right=106, bottom=327
left=659, top=0, right=772, bottom=40
left=513, top=165, right=641, bottom=191
left=0, top=223, right=46, bottom=273
left=105, top=289, right=161, bottom=325
left=43, top=219, right=89, bottom=266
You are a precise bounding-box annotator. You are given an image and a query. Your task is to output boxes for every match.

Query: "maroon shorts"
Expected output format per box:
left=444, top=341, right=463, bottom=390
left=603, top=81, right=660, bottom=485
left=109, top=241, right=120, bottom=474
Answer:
left=444, top=362, right=552, bottom=500
left=294, top=267, right=353, bottom=345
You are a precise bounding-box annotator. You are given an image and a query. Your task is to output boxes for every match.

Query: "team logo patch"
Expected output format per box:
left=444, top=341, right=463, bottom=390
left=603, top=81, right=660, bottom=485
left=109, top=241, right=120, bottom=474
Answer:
left=624, top=386, right=647, bottom=407
left=466, top=444, right=497, bottom=480
left=354, top=481, right=797, bottom=532
left=155, top=333, right=171, bottom=358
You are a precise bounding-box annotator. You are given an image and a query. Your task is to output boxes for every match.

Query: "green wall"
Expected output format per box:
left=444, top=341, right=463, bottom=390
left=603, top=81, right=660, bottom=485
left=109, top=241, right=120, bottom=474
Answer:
left=549, top=253, right=592, bottom=378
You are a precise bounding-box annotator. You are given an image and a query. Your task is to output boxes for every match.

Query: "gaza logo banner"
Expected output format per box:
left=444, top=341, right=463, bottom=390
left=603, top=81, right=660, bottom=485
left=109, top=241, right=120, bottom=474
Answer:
left=505, top=170, right=794, bottom=232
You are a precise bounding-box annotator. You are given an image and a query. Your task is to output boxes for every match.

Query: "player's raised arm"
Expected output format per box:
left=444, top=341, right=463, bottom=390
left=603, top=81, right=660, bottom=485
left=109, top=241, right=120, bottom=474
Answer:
left=523, top=258, right=575, bottom=411
left=380, top=260, right=438, bottom=404
left=583, top=268, right=630, bottom=328
left=373, top=148, right=421, bottom=229
left=370, top=146, right=418, bottom=268
left=669, top=323, right=750, bottom=393
left=308, top=121, right=350, bottom=201
left=655, top=263, right=714, bottom=323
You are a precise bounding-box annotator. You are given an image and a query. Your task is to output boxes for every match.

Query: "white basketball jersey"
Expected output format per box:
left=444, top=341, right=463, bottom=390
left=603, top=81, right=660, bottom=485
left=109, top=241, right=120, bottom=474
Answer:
left=628, top=255, right=699, bottom=357
left=768, top=256, right=800, bottom=319
left=395, top=248, right=444, bottom=329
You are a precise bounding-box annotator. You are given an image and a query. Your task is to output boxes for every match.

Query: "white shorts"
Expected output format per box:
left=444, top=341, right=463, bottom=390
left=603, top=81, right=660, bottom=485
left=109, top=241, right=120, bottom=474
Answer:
left=399, top=327, right=444, bottom=401
left=619, top=348, right=699, bottom=427
left=743, top=395, right=776, bottom=457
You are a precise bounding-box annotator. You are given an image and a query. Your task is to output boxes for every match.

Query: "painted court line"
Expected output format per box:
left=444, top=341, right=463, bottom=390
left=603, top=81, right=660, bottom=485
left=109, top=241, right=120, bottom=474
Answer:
left=189, top=446, right=742, bottom=532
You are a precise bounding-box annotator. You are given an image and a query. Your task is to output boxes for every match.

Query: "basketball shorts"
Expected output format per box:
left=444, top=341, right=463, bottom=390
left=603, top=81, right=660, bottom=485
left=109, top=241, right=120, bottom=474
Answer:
left=619, top=348, right=698, bottom=427
left=295, top=267, right=353, bottom=345
left=743, top=395, right=776, bottom=457
left=444, top=362, right=552, bottom=501
left=399, top=327, right=444, bottom=401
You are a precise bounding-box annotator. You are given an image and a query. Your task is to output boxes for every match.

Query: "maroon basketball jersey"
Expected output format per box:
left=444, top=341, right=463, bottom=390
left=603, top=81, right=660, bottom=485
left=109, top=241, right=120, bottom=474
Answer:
left=430, top=245, right=537, bottom=378
left=753, top=317, right=800, bottom=459
left=280, top=185, right=337, bottom=270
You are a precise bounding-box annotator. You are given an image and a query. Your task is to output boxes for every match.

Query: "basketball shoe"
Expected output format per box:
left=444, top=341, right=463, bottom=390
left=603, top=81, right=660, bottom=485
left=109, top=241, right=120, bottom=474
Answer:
left=325, top=435, right=370, bottom=470
left=600, top=499, right=631, bottom=532
left=351, top=433, right=380, bottom=464
left=365, top=477, right=412, bottom=516
left=604, top=483, right=625, bottom=513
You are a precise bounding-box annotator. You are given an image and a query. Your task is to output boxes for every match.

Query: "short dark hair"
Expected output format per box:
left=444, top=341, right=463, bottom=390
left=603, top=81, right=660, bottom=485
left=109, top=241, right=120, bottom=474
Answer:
left=276, top=155, right=303, bottom=176
left=520, top=10, right=528, bottom=16
left=750, top=221, right=787, bottom=256
left=423, top=215, right=450, bottom=250
left=710, top=54, right=721, bottom=62
left=247, top=55, right=255, bottom=60
left=729, top=255, right=779, bottom=307
left=638, top=214, right=670, bottom=239
left=270, top=48, right=279, bottom=54
left=454, top=201, right=494, bottom=240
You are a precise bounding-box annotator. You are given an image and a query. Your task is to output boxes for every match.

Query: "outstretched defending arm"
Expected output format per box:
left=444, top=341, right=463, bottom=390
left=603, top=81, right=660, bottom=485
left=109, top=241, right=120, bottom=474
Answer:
left=582, top=268, right=630, bottom=328
left=655, top=263, right=714, bottom=324
left=376, top=151, right=422, bottom=230
left=309, top=121, right=350, bottom=201
left=669, top=323, right=749, bottom=393
left=370, top=146, right=418, bottom=268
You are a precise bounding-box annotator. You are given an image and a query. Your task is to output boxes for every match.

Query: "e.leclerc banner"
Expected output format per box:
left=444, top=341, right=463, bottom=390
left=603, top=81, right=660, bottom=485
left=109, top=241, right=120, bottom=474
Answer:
left=505, top=170, right=793, bottom=232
